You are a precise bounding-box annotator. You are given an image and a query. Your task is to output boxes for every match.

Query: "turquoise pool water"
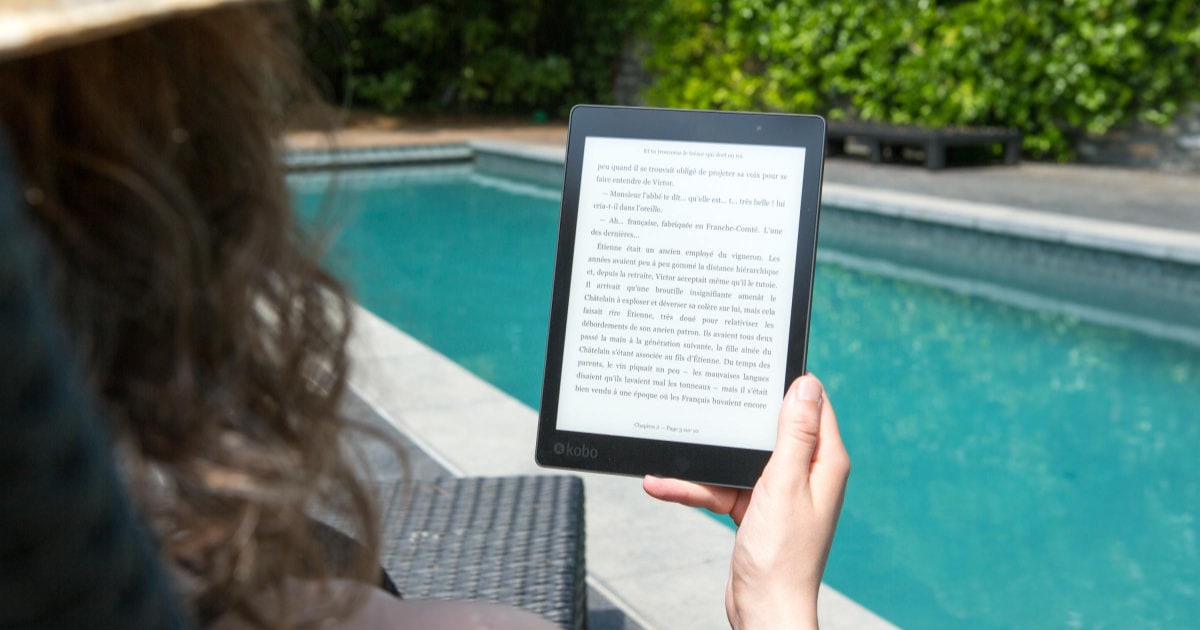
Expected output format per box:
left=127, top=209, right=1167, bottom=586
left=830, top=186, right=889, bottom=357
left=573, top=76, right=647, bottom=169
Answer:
left=293, top=164, right=1200, bottom=629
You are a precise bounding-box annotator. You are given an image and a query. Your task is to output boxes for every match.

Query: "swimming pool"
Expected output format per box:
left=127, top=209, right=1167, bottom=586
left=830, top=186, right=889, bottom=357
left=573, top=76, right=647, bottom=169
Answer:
left=292, top=163, right=1200, bottom=629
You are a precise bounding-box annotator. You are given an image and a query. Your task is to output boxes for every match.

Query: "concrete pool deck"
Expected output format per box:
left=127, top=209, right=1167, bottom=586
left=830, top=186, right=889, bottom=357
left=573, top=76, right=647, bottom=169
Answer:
left=287, top=122, right=1198, bottom=629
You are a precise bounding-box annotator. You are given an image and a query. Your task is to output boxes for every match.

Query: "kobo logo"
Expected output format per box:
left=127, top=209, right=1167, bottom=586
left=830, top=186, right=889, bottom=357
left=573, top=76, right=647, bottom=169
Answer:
left=553, top=441, right=598, bottom=459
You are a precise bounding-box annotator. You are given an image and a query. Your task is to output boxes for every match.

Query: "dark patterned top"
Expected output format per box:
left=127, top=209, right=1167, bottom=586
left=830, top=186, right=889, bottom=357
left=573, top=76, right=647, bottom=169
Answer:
left=0, top=135, right=193, bottom=629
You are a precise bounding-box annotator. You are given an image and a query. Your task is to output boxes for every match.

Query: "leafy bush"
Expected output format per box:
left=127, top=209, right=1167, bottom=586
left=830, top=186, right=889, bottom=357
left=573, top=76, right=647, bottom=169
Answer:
left=640, top=0, right=1200, bottom=159
left=295, top=0, right=649, bottom=117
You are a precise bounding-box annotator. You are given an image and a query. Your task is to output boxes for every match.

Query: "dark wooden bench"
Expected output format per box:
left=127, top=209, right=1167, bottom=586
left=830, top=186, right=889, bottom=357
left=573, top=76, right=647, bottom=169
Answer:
left=827, top=121, right=1022, bottom=169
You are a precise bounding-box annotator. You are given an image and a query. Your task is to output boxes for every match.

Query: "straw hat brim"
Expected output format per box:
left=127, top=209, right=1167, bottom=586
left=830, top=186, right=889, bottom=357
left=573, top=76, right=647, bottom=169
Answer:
left=0, top=0, right=260, bottom=62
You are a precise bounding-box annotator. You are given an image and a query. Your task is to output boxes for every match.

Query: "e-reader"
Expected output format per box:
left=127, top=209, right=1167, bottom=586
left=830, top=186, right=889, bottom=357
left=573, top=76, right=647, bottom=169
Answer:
left=535, top=105, right=826, bottom=488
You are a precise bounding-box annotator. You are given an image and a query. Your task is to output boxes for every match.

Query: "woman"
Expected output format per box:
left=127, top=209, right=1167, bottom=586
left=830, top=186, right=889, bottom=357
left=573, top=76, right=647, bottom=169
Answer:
left=0, top=0, right=848, bottom=627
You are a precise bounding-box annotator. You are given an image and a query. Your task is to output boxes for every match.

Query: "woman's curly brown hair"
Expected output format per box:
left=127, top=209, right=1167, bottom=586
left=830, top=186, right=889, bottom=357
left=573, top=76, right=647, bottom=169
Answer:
left=0, top=5, right=382, bottom=627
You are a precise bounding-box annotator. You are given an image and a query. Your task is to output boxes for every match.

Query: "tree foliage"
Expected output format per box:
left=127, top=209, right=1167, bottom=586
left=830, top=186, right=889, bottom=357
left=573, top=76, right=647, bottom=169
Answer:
left=640, top=0, right=1200, bottom=159
left=295, top=0, right=649, bottom=116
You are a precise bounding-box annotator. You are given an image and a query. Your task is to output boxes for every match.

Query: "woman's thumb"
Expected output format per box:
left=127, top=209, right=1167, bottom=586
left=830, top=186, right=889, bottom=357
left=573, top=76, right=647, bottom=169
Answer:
left=761, top=375, right=825, bottom=491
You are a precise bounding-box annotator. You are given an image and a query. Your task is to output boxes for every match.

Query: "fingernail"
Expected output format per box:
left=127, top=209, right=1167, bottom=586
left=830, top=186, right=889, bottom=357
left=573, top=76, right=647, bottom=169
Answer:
left=794, top=376, right=823, bottom=402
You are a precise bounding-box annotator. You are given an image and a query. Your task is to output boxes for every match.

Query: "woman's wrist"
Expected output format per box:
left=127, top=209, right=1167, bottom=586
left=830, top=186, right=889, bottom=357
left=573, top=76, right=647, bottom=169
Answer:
left=729, top=589, right=819, bottom=630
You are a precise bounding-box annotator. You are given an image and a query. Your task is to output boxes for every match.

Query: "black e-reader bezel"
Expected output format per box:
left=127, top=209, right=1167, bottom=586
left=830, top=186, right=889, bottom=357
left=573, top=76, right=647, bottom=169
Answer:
left=535, top=105, right=826, bottom=488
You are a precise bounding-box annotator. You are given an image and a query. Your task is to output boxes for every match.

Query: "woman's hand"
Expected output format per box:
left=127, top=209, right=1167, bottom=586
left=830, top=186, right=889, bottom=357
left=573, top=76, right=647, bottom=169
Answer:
left=643, top=375, right=850, bottom=630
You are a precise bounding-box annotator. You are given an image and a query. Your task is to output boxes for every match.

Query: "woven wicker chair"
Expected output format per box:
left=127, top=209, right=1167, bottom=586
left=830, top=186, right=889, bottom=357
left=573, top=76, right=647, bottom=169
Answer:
left=372, top=476, right=588, bottom=630
left=316, top=474, right=589, bottom=629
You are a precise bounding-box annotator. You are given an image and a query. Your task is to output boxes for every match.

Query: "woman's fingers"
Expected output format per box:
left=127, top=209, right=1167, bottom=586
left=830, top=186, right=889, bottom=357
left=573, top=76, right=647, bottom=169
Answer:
left=643, top=375, right=842, bottom=528
left=643, top=476, right=743, bottom=519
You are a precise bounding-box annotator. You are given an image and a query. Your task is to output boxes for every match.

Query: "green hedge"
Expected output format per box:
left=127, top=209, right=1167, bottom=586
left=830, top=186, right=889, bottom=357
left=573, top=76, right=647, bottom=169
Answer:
left=296, top=0, right=647, bottom=117
left=641, top=0, right=1200, bottom=159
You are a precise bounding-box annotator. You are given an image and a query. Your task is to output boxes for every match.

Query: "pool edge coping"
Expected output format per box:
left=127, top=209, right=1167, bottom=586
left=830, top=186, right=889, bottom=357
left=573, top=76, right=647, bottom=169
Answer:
left=465, top=138, right=1200, bottom=266
left=287, top=138, right=1200, bottom=265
